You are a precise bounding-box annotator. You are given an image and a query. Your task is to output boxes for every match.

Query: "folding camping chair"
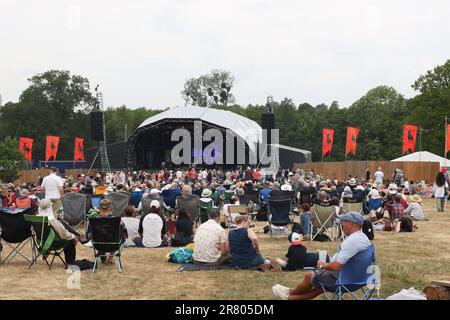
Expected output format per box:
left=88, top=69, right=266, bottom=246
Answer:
left=24, top=215, right=70, bottom=269
left=238, top=195, right=258, bottom=219
left=161, top=189, right=181, bottom=209
left=198, top=199, right=213, bottom=226
left=310, top=204, right=339, bottom=241
left=225, top=204, right=248, bottom=228
left=91, top=195, right=102, bottom=210
left=343, top=200, right=364, bottom=214
left=89, top=216, right=124, bottom=272
left=130, top=191, right=144, bottom=209
left=62, top=192, right=87, bottom=229
left=176, top=194, right=199, bottom=224
left=267, top=199, right=293, bottom=238
left=304, top=244, right=380, bottom=300
left=0, top=208, right=35, bottom=266
left=210, top=191, right=221, bottom=208
left=105, top=192, right=130, bottom=217
left=222, top=190, right=235, bottom=204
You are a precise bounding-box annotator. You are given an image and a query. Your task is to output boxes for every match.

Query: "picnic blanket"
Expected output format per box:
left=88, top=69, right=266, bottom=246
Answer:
left=177, top=262, right=261, bottom=272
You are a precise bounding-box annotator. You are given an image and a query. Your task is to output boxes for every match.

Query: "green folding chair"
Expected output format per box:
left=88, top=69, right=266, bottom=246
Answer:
left=198, top=200, right=213, bottom=226
left=89, top=216, right=124, bottom=272
left=24, top=215, right=70, bottom=269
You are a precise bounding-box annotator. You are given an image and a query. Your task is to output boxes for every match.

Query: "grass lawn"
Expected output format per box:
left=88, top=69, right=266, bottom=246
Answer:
left=1, top=199, right=450, bottom=300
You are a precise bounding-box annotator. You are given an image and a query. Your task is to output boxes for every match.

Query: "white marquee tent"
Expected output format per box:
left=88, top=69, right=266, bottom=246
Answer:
left=392, top=151, right=450, bottom=167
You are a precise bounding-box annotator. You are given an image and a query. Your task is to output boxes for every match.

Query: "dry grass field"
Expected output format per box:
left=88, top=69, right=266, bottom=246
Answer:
left=1, top=199, right=450, bottom=300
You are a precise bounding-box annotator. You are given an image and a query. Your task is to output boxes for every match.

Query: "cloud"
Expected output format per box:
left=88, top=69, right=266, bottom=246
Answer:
left=0, top=0, right=449, bottom=109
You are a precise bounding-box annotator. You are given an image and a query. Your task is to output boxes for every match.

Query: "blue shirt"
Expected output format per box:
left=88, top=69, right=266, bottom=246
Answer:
left=332, top=230, right=371, bottom=265
left=259, top=188, right=271, bottom=204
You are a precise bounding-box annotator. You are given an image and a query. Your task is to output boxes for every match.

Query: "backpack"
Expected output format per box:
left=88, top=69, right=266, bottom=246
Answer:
left=362, top=220, right=375, bottom=240
left=168, top=247, right=193, bottom=264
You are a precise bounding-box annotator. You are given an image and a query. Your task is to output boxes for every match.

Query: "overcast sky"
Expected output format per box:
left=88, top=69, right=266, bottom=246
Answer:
left=1, top=0, right=449, bottom=109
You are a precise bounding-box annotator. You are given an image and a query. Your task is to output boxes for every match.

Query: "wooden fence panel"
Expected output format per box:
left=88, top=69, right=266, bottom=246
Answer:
left=294, top=161, right=440, bottom=183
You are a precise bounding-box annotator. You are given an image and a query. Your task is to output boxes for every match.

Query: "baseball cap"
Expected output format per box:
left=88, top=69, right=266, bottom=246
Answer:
left=340, top=212, right=364, bottom=226
left=288, top=232, right=303, bottom=245
left=150, top=200, right=160, bottom=208
left=99, top=198, right=113, bottom=209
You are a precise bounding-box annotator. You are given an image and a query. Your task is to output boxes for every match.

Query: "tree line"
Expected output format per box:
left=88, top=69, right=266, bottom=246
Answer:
left=0, top=60, right=449, bottom=166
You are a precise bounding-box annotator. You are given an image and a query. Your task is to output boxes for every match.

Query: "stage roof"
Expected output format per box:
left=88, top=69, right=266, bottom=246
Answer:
left=137, top=105, right=262, bottom=153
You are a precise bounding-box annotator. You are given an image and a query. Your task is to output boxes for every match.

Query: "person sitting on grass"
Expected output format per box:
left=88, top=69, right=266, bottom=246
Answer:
left=171, top=208, right=194, bottom=247
left=299, top=203, right=314, bottom=239
left=121, top=206, right=140, bottom=247
left=228, top=214, right=281, bottom=271
left=193, top=208, right=230, bottom=266
left=275, top=232, right=308, bottom=271
left=272, top=212, right=371, bottom=300
left=404, top=195, right=427, bottom=221
left=133, top=200, right=169, bottom=248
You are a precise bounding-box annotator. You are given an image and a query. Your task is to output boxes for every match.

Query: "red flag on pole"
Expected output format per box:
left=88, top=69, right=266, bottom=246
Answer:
left=46, top=136, right=60, bottom=161
left=402, top=125, right=418, bottom=155
left=322, top=128, right=334, bottom=157
left=345, top=127, right=360, bottom=157
left=74, top=137, right=85, bottom=161
left=19, top=137, right=33, bottom=162
left=446, top=124, right=450, bottom=157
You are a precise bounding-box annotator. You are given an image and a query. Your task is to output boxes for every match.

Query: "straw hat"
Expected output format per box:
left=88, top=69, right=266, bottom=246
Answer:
left=201, top=188, right=212, bottom=197
left=410, top=194, right=423, bottom=203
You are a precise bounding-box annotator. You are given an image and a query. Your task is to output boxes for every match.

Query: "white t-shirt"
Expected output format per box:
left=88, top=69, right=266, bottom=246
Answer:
left=41, top=173, right=63, bottom=199
left=374, top=171, right=384, bottom=183
left=121, top=216, right=140, bottom=247
left=142, top=213, right=163, bottom=248
left=331, top=230, right=371, bottom=265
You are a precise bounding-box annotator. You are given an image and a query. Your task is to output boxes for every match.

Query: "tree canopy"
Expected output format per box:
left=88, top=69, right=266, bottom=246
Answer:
left=0, top=59, right=449, bottom=164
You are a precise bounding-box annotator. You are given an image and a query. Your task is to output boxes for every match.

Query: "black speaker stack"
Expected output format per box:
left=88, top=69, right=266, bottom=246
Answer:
left=90, top=111, right=104, bottom=141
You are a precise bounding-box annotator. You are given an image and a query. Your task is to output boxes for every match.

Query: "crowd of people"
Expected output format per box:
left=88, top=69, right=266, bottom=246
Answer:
left=1, top=165, right=449, bottom=299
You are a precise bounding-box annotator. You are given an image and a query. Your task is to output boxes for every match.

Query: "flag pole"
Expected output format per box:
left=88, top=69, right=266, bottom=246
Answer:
left=445, top=116, right=448, bottom=159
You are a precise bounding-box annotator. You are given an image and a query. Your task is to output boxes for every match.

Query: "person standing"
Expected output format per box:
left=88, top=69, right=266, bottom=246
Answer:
left=365, top=169, right=371, bottom=182
left=41, top=167, right=64, bottom=220
left=432, top=172, right=447, bottom=212
left=374, top=167, right=384, bottom=188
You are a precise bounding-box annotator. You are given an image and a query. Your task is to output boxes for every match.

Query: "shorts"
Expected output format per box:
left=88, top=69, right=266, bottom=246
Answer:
left=311, top=269, right=339, bottom=292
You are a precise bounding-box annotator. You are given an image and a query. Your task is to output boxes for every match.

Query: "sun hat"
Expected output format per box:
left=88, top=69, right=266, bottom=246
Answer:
left=201, top=188, right=212, bottom=197
left=410, top=194, right=423, bottom=203
left=340, top=212, right=364, bottom=226
left=38, top=199, right=53, bottom=217
left=99, top=198, right=113, bottom=209
left=371, top=190, right=381, bottom=199
left=349, top=178, right=357, bottom=186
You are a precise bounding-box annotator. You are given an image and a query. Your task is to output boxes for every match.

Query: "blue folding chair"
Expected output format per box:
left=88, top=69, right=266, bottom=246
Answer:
left=161, top=189, right=181, bottom=209
left=305, top=244, right=380, bottom=300
left=91, top=196, right=102, bottom=209
left=130, top=191, right=144, bottom=209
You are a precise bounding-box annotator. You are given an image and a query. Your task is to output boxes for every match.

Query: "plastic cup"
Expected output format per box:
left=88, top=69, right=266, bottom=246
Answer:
left=319, top=250, right=327, bottom=262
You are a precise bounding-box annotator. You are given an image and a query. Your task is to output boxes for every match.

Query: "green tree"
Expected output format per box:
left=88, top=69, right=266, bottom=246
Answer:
left=347, top=86, right=407, bottom=160
left=0, top=70, right=96, bottom=161
left=406, top=59, right=450, bottom=156
left=412, top=59, right=450, bottom=94
left=0, top=137, right=28, bottom=183
left=181, top=69, right=235, bottom=107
